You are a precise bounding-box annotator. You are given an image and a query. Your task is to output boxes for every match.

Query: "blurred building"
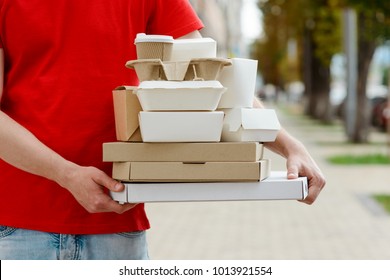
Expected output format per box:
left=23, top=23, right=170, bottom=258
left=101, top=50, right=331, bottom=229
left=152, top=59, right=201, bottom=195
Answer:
left=189, top=0, right=248, bottom=57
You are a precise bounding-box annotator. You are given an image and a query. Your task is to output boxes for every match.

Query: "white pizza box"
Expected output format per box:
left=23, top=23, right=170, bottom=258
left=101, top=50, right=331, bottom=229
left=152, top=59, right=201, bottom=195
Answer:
left=135, top=81, right=226, bottom=111
left=110, top=171, right=308, bottom=203
left=171, top=37, right=217, bottom=61
left=217, top=58, right=258, bottom=108
left=222, top=108, right=281, bottom=142
left=139, top=111, right=224, bottom=142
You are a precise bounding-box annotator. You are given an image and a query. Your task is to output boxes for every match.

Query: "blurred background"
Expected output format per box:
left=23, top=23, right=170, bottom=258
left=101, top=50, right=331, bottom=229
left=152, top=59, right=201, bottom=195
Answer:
left=190, top=0, right=390, bottom=139
left=145, top=0, right=390, bottom=259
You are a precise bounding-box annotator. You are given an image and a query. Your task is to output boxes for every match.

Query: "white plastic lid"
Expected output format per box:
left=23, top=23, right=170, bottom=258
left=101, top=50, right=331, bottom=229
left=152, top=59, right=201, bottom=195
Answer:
left=134, top=33, right=174, bottom=44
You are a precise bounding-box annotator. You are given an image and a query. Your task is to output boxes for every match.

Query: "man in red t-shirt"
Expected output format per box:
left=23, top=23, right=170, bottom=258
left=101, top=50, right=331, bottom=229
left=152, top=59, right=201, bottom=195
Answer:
left=0, top=0, right=325, bottom=259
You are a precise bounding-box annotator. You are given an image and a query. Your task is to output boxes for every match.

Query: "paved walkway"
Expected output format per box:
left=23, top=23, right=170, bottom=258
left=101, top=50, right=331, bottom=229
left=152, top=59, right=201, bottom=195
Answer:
left=145, top=103, right=390, bottom=260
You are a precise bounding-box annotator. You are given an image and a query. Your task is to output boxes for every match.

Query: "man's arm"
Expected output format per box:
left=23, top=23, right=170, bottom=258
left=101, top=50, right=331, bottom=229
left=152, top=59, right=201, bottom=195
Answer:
left=177, top=30, right=202, bottom=39
left=253, top=98, right=326, bottom=204
left=0, top=49, right=135, bottom=214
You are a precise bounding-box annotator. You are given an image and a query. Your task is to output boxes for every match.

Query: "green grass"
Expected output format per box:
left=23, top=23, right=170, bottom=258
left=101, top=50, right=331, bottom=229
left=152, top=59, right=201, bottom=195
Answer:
left=327, top=153, right=390, bottom=165
left=373, top=194, right=390, bottom=213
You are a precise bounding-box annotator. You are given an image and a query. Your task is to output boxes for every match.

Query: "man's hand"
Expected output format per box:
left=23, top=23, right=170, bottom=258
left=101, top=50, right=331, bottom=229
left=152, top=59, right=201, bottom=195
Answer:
left=284, top=141, right=326, bottom=205
left=58, top=164, right=137, bottom=214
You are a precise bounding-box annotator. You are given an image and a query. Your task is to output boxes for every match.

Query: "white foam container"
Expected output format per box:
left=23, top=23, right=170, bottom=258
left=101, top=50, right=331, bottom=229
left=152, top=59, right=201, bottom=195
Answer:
left=139, top=111, right=224, bottom=142
left=135, top=81, right=226, bottom=111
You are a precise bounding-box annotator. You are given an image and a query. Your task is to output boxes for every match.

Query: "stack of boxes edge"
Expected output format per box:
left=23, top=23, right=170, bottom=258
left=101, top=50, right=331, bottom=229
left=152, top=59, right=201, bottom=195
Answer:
left=104, top=33, right=308, bottom=202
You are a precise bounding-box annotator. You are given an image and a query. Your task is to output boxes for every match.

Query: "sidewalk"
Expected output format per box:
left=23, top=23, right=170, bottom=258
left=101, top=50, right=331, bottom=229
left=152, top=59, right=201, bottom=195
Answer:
left=145, top=103, right=390, bottom=260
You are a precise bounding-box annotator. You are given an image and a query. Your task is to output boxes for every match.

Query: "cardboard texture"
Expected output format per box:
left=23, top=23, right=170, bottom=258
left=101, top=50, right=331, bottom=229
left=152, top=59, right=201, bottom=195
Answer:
left=222, top=108, right=281, bottom=142
left=103, top=142, right=264, bottom=162
left=134, top=34, right=174, bottom=61
left=110, top=171, right=308, bottom=203
left=126, top=59, right=190, bottom=81
left=139, top=111, right=224, bottom=142
left=112, top=159, right=270, bottom=183
left=170, top=37, right=217, bottom=61
left=135, top=81, right=226, bottom=111
left=184, top=58, right=232, bottom=81
left=112, top=86, right=142, bottom=142
left=126, top=58, right=231, bottom=82
left=218, top=58, right=258, bottom=108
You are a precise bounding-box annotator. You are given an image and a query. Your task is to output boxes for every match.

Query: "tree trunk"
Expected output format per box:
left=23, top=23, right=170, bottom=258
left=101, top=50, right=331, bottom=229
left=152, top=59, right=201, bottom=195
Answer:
left=303, top=28, right=332, bottom=122
left=303, top=28, right=314, bottom=116
left=350, top=13, right=377, bottom=143
left=312, top=57, right=332, bottom=122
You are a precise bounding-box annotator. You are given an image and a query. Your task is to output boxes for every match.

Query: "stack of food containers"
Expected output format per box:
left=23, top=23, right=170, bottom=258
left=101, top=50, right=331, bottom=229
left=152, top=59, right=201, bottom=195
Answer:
left=103, top=33, right=280, bottom=189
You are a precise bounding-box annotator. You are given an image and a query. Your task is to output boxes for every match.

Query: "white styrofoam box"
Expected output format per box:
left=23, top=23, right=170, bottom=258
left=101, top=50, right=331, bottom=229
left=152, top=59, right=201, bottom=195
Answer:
left=135, top=81, right=226, bottom=111
left=217, top=58, right=258, bottom=108
left=170, top=38, right=217, bottom=61
left=110, top=171, right=308, bottom=203
left=222, top=108, right=281, bottom=142
left=139, top=111, right=224, bottom=142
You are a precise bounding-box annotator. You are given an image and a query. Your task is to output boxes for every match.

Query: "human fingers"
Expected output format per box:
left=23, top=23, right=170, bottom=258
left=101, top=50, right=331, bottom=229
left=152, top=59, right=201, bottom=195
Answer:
left=286, top=160, right=299, bottom=179
left=299, top=170, right=326, bottom=205
left=105, top=200, right=139, bottom=214
left=91, top=168, right=125, bottom=192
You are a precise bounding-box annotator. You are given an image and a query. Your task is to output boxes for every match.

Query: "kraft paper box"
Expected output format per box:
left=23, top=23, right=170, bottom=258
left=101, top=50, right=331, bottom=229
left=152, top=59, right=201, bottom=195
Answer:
left=103, top=142, right=264, bottom=163
left=222, top=108, right=281, bottom=142
left=135, top=81, right=226, bottom=111
left=112, top=86, right=142, bottom=142
left=139, top=111, right=224, bottom=142
left=112, top=159, right=270, bottom=183
left=110, top=171, right=308, bottom=203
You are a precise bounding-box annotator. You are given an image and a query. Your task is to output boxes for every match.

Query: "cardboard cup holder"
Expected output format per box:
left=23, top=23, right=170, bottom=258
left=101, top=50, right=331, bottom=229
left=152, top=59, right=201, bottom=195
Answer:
left=126, top=58, right=232, bottom=82
left=184, top=58, right=232, bottom=81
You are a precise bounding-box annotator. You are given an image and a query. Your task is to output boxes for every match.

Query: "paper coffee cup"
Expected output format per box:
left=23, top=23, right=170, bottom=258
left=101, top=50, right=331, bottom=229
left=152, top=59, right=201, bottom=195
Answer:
left=135, top=33, right=174, bottom=61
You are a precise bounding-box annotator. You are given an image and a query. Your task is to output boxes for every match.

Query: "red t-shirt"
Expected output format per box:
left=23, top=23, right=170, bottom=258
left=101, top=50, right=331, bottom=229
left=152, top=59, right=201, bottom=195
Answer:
left=0, top=0, right=203, bottom=234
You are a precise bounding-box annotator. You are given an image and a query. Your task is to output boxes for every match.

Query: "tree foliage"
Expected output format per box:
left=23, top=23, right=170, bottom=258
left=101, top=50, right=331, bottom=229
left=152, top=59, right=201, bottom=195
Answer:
left=252, top=0, right=390, bottom=142
left=252, top=0, right=341, bottom=87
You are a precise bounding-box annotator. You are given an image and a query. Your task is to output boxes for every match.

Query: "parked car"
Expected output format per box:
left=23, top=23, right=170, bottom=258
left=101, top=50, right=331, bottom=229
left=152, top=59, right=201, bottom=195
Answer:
left=371, top=96, right=388, bottom=131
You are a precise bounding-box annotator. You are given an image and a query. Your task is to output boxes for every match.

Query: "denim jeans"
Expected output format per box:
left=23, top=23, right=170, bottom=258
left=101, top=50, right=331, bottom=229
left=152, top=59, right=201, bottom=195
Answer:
left=0, top=225, right=149, bottom=260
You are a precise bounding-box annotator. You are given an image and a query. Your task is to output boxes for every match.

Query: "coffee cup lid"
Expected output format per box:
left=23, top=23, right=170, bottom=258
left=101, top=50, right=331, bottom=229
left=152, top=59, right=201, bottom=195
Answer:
left=135, top=33, right=174, bottom=44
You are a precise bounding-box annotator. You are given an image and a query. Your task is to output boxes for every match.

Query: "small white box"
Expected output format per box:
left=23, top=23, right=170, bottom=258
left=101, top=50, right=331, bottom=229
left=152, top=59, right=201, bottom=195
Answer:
left=135, top=81, right=226, bottom=111
left=139, top=111, right=224, bottom=142
left=110, top=171, right=308, bottom=203
left=171, top=38, right=217, bottom=61
left=217, top=58, right=258, bottom=108
left=222, top=108, right=281, bottom=142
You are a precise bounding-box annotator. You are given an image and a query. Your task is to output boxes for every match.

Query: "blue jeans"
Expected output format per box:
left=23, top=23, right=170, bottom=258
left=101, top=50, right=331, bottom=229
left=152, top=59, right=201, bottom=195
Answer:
left=0, top=225, right=149, bottom=260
